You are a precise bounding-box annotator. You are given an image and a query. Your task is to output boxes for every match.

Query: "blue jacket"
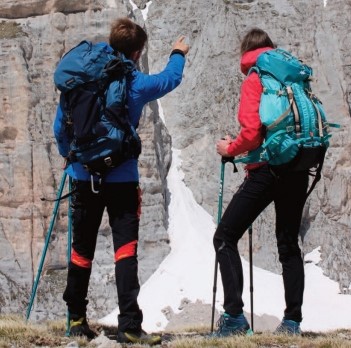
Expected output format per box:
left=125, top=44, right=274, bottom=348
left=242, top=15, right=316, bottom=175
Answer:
left=54, top=46, right=185, bottom=182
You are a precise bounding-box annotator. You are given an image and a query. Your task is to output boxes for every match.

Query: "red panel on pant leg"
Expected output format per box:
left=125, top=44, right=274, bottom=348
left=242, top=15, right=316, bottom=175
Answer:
left=115, top=240, right=137, bottom=262
left=71, top=248, right=92, bottom=268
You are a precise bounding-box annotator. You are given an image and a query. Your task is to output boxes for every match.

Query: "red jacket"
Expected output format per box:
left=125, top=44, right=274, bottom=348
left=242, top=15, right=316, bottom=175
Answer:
left=227, top=47, right=273, bottom=169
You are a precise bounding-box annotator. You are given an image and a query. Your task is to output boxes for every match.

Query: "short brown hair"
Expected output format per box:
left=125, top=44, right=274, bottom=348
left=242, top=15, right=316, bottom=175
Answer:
left=240, top=28, right=274, bottom=55
left=109, top=17, right=147, bottom=58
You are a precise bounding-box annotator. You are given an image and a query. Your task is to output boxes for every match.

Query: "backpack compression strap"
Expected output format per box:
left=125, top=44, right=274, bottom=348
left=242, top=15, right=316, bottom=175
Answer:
left=304, top=146, right=326, bottom=201
left=265, top=87, right=294, bottom=131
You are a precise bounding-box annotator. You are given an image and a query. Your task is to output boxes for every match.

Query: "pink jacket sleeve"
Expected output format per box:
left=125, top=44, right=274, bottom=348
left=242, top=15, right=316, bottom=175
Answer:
left=227, top=72, right=264, bottom=156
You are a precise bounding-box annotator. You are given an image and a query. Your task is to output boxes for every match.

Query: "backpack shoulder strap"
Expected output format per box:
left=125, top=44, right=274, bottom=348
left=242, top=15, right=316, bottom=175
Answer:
left=103, top=52, right=135, bottom=81
left=248, top=66, right=260, bottom=77
left=304, top=147, right=327, bottom=200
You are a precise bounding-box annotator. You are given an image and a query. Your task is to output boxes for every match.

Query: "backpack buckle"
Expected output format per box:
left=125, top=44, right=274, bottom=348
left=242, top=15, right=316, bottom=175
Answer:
left=90, top=175, right=101, bottom=194
left=104, top=157, right=113, bottom=167
left=260, top=150, right=267, bottom=160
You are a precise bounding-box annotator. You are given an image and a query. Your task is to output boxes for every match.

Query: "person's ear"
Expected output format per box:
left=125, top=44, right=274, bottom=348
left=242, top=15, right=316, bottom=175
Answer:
left=130, top=50, right=142, bottom=62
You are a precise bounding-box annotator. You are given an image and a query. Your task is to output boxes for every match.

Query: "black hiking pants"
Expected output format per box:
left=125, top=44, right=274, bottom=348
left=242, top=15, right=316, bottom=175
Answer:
left=213, top=164, right=309, bottom=322
left=63, top=180, right=143, bottom=332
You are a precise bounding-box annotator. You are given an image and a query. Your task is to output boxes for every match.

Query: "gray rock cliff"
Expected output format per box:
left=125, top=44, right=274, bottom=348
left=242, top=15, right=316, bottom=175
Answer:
left=0, top=0, right=350, bottom=321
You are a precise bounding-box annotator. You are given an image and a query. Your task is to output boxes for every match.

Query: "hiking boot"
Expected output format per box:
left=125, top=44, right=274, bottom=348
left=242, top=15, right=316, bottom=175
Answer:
left=274, top=319, right=301, bottom=335
left=69, top=317, right=97, bottom=339
left=117, top=329, right=161, bottom=345
left=213, top=312, right=250, bottom=337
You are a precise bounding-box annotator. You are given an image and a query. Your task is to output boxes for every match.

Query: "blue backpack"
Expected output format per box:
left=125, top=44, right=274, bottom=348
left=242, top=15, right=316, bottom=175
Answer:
left=54, top=40, right=141, bottom=176
left=234, top=48, right=339, bottom=192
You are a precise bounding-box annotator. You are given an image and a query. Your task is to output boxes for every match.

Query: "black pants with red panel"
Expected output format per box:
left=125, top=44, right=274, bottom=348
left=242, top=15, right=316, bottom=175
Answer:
left=213, top=164, right=309, bottom=322
left=63, top=180, right=143, bottom=332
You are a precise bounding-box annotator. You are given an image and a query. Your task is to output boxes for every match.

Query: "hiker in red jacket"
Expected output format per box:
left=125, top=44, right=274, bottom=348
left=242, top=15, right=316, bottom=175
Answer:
left=213, top=28, right=308, bottom=336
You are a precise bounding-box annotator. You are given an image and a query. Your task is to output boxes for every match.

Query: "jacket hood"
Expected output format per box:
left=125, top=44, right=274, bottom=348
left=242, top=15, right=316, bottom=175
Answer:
left=240, top=47, right=273, bottom=75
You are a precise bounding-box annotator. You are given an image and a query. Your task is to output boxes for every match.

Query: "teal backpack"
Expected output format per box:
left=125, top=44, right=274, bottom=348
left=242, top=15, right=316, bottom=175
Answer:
left=234, top=48, right=339, bottom=194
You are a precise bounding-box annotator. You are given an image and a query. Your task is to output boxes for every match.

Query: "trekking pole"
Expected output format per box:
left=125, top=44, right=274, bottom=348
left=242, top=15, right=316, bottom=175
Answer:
left=26, top=172, right=68, bottom=320
left=67, top=176, right=72, bottom=262
left=248, top=224, right=254, bottom=331
left=65, top=176, right=73, bottom=336
left=211, top=156, right=237, bottom=333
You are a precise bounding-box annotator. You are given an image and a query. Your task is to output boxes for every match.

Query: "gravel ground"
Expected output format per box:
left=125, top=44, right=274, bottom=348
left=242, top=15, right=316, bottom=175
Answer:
left=162, top=299, right=281, bottom=333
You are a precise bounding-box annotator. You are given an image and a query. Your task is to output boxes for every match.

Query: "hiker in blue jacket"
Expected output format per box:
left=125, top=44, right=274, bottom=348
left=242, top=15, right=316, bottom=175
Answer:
left=54, top=17, right=189, bottom=344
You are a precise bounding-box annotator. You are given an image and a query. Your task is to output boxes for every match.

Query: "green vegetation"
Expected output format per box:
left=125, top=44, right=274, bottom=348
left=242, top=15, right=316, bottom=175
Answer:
left=0, top=21, right=26, bottom=39
left=1, top=314, right=351, bottom=347
left=168, top=330, right=351, bottom=348
left=0, top=315, right=88, bottom=348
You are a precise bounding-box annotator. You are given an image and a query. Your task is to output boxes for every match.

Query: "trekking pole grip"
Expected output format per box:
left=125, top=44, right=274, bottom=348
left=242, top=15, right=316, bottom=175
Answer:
left=221, top=156, right=238, bottom=172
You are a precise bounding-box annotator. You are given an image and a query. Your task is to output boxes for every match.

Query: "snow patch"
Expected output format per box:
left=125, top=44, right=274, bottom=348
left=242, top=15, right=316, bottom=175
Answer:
left=128, top=1, right=152, bottom=21
left=141, top=1, right=152, bottom=21
left=304, top=246, right=321, bottom=264
left=106, top=0, right=117, bottom=8
left=128, top=0, right=138, bottom=11
left=157, top=100, right=165, bottom=124
left=99, top=169, right=351, bottom=331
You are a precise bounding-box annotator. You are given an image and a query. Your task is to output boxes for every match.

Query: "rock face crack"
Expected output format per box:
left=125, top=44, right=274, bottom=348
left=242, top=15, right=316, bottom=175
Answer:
left=0, top=2, right=105, bottom=19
